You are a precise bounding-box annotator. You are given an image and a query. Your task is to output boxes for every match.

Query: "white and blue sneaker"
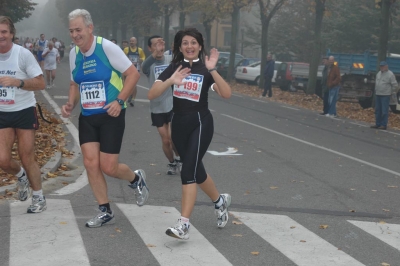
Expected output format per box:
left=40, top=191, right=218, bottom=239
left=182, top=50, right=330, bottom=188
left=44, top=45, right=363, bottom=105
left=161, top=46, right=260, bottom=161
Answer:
left=128, top=169, right=149, bottom=206
left=85, top=206, right=115, bottom=228
left=166, top=219, right=190, bottom=240
left=27, top=195, right=47, bottom=213
left=215, top=193, right=231, bottom=228
left=18, top=172, right=30, bottom=201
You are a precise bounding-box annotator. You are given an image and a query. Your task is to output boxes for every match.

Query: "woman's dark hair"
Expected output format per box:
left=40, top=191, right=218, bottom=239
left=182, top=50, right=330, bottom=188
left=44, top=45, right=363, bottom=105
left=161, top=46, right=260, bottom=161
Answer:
left=172, top=28, right=206, bottom=64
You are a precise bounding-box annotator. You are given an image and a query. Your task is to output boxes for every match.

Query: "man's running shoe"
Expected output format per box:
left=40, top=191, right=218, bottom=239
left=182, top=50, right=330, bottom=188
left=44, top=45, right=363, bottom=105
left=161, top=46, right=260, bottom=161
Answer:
left=215, top=193, right=231, bottom=228
left=18, top=173, right=30, bottom=201
left=174, top=158, right=182, bottom=172
left=128, top=169, right=149, bottom=206
left=166, top=219, right=190, bottom=240
left=167, top=163, right=177, bottom=175
left=27, top=195, right=47, bottom=213
left=85, top=206, right=115, bottom=228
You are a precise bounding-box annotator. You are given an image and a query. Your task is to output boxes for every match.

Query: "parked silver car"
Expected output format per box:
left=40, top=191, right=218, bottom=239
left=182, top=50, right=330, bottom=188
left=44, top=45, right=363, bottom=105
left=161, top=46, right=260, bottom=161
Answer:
left=235, top=61, right=281, bottom=85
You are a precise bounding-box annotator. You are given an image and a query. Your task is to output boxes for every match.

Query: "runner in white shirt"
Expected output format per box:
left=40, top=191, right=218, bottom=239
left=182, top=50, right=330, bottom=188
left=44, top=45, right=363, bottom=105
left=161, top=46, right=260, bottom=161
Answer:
left=42, top=41, right=60, bottom=89
left=0, top=16, right=47, bottom=213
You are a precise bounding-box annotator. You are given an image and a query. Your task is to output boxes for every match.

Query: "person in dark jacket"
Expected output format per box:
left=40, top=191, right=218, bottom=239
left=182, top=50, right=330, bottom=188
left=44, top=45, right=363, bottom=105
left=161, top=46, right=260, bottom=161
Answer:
left=326, top=56, right=341, bottom=117
left=261, top=54, right=275, bottom=98
left=319, top=57, right=329, bottom=115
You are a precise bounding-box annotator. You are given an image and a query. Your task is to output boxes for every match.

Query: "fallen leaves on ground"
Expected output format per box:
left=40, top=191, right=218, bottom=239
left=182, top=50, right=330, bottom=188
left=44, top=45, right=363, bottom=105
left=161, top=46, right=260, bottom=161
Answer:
left=232, top=220, right=243, bottom=225
left=230, top=82, right=400, bottom=130
left=250, top=251, right=260, bottom=256
left=0, top=103, right=72, bottom=190
left=319, top=225, right=329, bottom=229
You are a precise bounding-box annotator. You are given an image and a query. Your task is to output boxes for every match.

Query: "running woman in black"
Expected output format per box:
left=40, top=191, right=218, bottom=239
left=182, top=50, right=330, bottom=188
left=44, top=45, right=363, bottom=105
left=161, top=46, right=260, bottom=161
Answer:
left=148, top=28, right=232, bottom=240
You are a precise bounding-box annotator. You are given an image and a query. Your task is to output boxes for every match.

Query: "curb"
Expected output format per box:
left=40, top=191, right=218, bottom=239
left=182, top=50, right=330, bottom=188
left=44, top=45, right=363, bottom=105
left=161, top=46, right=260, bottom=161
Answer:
left=0, top=151, right=63, bottom=194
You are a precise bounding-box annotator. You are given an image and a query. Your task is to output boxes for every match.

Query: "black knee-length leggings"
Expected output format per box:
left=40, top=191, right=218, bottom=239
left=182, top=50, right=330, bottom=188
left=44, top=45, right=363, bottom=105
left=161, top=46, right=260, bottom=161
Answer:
left=171, top=109, right=213, bottom=185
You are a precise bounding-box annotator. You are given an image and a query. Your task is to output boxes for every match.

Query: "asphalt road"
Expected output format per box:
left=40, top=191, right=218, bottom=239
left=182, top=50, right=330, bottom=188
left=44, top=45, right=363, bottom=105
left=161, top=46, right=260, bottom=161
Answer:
left=0, top=59, right=399, bottom=266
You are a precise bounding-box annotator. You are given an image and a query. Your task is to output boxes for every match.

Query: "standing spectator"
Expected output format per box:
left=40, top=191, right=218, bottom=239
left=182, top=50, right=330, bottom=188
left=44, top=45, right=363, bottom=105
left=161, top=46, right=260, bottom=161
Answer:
left=0, top=16, right=47, bottom=213
left=319, top=56, right=330, bottom=115
left=326, top=56, right=341, bottom=118
left=110, top=38, right=117, bottom=44
left=261, top=54, right=275, bottom=98
left=370, top=61, right=399, bottom=130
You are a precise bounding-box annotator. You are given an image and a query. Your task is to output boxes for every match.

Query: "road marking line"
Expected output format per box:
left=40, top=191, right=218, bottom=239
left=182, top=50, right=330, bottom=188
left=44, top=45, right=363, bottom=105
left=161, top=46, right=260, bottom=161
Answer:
left=134, top=99, right=150, bottom=103
left=252, top=99, right=267, bottom=103
left=53, top=95, right=69, bottom=99
left=51, top=170, right=88, bottom=195
left=281, top=106, right=299, bottom=111
left=231, top=93, right=243, bottom=98
left=381, top=130, right=400, bottom=136
left=349, top=122, right=369, bottom=127
left=231, top=212, right=364, bottom=266
left=116, top=204, right=232, bottom=266
left=10, top=199, right=90, bottom=266
left=223, top=114, right=400, bottom=176
left=348, top=220, right=400, bottom=251
left=137, top=84, right=149, bottom=90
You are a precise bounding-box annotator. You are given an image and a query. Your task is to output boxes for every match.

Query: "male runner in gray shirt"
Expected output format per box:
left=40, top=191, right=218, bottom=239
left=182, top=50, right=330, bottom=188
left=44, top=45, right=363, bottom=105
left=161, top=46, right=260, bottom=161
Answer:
left=142, top=35, right=181, bottom=175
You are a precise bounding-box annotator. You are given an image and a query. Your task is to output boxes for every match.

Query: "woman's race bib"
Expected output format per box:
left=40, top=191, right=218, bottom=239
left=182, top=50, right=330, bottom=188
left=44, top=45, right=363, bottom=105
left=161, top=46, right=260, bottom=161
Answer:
left=173, top=74, right=204, bottom=102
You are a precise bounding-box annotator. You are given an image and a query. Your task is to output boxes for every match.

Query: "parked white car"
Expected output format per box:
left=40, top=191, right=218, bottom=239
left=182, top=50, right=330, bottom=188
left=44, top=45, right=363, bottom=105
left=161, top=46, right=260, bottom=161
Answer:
left=235, top=61, right=281, bottom=85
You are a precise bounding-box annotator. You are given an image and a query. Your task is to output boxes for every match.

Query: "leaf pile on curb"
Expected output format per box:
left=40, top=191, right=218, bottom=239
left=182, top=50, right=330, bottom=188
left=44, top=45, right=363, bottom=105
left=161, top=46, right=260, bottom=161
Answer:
left=0, top=102, right=70, bottom=188
left=230, top=82, right=400, bottom=130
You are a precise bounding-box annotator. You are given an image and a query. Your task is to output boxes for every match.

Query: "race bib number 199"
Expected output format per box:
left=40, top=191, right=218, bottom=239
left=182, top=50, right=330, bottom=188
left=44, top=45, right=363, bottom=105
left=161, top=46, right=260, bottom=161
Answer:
left=173, top=74, right=204, bottom=102
left=80, top=81, right=106, bottom=109
left=0, top=86, right=15, bottom=105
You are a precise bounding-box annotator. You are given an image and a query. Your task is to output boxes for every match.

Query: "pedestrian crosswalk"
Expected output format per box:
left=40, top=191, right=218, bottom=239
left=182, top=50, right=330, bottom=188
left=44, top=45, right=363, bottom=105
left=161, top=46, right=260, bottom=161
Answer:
left=4, top=199, right=400, bottom=266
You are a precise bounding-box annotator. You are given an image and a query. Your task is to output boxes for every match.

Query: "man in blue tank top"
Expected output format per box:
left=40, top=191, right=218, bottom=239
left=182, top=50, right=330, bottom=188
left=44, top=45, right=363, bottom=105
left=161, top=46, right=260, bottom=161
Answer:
left=61, top=9, right=149, bottom=228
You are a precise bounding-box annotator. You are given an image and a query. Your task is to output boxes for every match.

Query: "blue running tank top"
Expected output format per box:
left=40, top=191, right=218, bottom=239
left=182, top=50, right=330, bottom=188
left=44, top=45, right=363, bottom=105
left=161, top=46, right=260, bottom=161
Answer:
left=72, top=36, right=125, bottom=116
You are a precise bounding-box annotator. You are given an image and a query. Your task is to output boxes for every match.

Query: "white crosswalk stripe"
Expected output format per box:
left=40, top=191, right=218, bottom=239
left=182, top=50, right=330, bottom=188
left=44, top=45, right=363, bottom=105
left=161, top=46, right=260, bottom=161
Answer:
left=348, top=220, right=400, bottom=252
left=231, top=212, right=364, bottom=266
left=6, top=199, right=400, bottom=266
left=117, top=204, right=232, bottom=266
left=9, top=199, right=90, bottom=266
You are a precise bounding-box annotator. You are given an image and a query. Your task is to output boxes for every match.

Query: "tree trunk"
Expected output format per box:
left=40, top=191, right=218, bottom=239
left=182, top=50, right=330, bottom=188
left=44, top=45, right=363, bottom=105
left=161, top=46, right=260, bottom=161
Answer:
left=258, top=19, right=269, bottom=89
left=120, top=23, right=127, bottom=42
left=112, top=20, right=118, bottom=41
left=307, top=0, right=325, bottom=95
left=203, top=20, right=212, bottom=51
left=377, top=0, right=391, bottom=69
left=227, top=6, right=240, bottom=82
left=164, top=6, right=170, bottom=48
left=179, top=0, right=185, bottom=30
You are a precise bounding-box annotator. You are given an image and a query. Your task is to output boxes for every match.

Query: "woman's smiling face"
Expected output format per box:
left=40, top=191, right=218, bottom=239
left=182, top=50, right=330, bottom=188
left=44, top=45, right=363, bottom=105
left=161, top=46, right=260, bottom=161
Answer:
left=179, top=35, right=201, bottom=60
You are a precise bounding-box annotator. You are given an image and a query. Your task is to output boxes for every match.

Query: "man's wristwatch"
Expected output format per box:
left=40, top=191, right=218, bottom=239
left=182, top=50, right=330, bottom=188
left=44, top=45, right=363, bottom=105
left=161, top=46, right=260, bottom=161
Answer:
left=18, top=80, right=24, bottom=88
left=208, top=67, right=217, bottom=72
left=116, top=98, right=124, bottom=105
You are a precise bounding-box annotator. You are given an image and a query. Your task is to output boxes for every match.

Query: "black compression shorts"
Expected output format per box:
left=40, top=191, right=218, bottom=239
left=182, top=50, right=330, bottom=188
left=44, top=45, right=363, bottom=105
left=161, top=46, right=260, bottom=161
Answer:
left=151, top=110, right=173, bottom=127
left=171, top=109, right=213, bottom=185
left=0, top=106, right=39, bottom=130
left=79, top=109, right=125, bottom=154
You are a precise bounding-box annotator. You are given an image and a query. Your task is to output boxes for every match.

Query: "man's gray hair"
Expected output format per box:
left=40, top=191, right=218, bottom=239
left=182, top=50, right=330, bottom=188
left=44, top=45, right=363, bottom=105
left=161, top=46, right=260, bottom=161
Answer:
left=68, top=9, right=93, bottom=26
left=48, top=41, right=54, bottom=46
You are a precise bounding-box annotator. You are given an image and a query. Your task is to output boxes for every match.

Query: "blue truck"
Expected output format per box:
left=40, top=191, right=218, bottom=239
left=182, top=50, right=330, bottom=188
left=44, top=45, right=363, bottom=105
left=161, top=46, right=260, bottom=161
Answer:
left=327, top=50, right=400, bottom=110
